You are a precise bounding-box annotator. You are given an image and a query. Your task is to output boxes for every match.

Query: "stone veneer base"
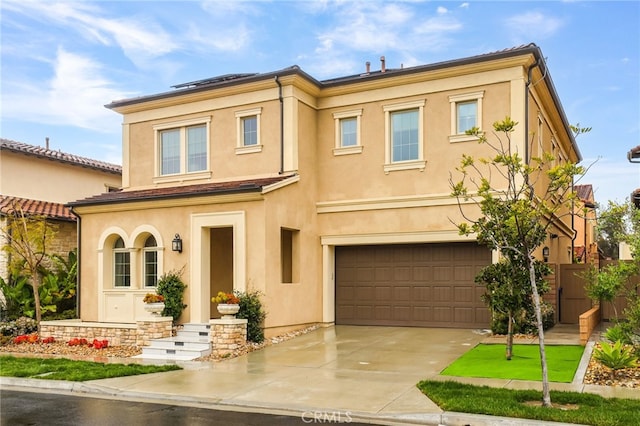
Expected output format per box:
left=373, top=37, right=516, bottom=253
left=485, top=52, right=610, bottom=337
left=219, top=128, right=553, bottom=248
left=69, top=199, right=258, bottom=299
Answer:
left=40, top=317, right=173, bottom=347
left=209, top=318, right=248, bottom=357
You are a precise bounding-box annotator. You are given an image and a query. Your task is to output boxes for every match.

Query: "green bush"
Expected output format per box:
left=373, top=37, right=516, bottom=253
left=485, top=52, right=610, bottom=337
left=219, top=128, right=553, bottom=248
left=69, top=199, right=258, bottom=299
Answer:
left=235, top=290, right=266, bottom=343
left=593, top=340, right=639, bottom=373
left=157, top=269, right=187, bottom=323
left=0, top=316, right=38, bottom=337
left=490, top=301, right=555, bottom=335
left=604, top=324, right=633, bottom=345
left=0, top=250, right=77, bottom=321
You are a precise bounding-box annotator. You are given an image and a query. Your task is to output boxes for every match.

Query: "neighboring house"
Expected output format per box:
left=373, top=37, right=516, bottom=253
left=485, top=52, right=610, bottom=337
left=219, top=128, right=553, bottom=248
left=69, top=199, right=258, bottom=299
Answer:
left=70, top=43, right=582, bottom=334
left=572, top=184, right=598, bottom=264
left=628, top=145, right=640, bottom=209
left=0, top=139, right=122, bottom=280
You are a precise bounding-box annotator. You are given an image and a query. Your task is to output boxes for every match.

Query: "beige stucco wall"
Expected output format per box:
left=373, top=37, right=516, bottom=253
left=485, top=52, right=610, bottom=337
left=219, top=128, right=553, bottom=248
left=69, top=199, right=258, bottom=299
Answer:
left=0, top=150, right=121, bottom=204
left=81, top=51, right=581, bottom=332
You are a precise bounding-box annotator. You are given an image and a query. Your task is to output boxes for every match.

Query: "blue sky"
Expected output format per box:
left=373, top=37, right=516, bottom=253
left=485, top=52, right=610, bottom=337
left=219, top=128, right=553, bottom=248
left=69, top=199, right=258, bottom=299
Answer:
left=1, top=1, right=638, bottom=205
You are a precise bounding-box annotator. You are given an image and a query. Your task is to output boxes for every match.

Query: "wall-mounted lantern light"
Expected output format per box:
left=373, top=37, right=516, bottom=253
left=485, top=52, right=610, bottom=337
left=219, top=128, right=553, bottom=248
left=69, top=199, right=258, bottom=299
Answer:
left=172, top=234, right=183, bottom=253
left=542, top=246, right=550, bottom=263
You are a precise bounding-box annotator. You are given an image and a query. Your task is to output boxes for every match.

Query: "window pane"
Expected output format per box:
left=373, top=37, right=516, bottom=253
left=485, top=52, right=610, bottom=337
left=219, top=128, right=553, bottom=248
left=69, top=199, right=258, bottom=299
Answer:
left=144, top=250, right=158, bottom=287
left=391, top=110, right=419, bottom=162
left=187, top=125, right=207, bottom=172
left=340, top=118, right=357, bottom=147
left=114, top=251, right=130, bottom=287
left=161, top=129, right=180, bottom=175
left=457, top=101, right=477, bottom=133
left=242, top=116, right=258, bottom=146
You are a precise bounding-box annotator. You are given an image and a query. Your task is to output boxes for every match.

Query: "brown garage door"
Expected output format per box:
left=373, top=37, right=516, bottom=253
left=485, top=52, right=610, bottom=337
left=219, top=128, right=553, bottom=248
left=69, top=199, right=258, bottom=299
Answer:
left=336, top=243, right=491, bottom=328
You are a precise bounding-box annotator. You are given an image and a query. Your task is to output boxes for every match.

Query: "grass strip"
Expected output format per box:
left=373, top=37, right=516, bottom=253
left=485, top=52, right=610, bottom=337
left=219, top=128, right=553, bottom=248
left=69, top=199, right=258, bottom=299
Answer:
left=417, top=380, right=640, bottom=426
left=440, top=344, right=584, bottom=382
left=0, top=355, right=181, bottom=381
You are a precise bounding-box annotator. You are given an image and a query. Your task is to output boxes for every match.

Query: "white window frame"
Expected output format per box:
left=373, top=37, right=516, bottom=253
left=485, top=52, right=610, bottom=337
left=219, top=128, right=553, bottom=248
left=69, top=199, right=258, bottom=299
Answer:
left=153, top=117, right=212, bottom=183
left=449, top=91, right=484, bottom=143
left=383, top=100, right=426, bottom=174
left=235, top=107, right=262, bottom=154
left=142, top=236, right=159, bottom=288
left=113, top=238, right=131, bottom=288
left=333, top=109, right=363, bottom=155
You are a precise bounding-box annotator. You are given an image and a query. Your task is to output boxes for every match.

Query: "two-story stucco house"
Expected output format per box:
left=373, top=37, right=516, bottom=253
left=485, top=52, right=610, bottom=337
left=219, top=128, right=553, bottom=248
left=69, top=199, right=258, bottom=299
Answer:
left=70, top=44, right=581, bottom=335
left=0, top=139, right=122, bottom=281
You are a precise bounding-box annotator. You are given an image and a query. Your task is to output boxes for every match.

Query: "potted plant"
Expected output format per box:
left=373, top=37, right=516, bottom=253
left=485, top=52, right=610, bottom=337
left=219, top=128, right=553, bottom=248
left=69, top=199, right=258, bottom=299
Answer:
left=143, top=293, right=165, bottom=316
left=212, top=291, right=240, bottom=318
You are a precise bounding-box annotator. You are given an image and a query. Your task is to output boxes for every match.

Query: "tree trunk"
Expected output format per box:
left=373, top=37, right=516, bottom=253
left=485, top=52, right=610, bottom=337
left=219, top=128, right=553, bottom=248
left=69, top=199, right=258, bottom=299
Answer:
left=32, top=276, right=42, bottom=334
left=529, top=257, right=551, bottom=407
left=506, top=311, right=514, bottom=360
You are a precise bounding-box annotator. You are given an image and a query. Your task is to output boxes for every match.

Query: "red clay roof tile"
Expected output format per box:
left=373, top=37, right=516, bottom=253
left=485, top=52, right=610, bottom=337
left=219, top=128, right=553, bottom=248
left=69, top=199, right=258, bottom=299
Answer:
left=1, top=138, right=122, bottom=175
left=0, top=195, right=76, bottom=222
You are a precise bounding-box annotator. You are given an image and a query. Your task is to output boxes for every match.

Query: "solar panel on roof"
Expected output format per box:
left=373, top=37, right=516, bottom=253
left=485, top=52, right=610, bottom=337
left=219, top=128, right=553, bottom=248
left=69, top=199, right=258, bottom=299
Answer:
left=171, top=73, right=258, bottom=89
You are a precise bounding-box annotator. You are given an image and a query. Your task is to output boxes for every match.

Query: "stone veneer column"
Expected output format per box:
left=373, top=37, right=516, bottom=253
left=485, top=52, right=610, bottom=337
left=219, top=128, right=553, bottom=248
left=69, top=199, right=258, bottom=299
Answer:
left=136, top=316, right=172, bottom=347
left=209, top=318, right=248, bottom=357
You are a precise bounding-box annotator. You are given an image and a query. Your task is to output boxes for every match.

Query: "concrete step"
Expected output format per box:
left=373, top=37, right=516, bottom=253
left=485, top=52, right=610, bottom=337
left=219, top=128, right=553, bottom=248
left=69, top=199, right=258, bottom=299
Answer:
left=181, top=323, right=211, bottom=332
left=148, top=337, right=210, bottom=351
left=135, top=323, right=213, bottom=361
left=138, top=346, right=211, bottom=359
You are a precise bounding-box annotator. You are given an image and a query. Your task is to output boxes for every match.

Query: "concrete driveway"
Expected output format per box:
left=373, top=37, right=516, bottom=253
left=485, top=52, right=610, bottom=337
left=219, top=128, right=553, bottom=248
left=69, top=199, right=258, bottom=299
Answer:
left=87, top=326, right=485, bottom=422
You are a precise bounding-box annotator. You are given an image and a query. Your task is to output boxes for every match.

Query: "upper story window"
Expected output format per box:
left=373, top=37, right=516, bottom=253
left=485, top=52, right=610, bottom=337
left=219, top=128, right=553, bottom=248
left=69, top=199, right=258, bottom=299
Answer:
left=235, top=107, right=262, bottom=154
left=333, top=109, right=363, bottom=155
left=113, top=237, right=130, bottom=287
left=449, top=91, right=484, bottom=143
left=153, top=117, right=211, bottom=181
left=383, top=100, right=425, bottom=173
left=143, top=235, right=158, bottom=287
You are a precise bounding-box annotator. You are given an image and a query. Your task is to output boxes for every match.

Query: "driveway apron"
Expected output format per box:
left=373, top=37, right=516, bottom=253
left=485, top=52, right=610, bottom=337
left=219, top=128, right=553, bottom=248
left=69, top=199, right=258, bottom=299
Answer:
left=90, top=326, right=485, bottom=417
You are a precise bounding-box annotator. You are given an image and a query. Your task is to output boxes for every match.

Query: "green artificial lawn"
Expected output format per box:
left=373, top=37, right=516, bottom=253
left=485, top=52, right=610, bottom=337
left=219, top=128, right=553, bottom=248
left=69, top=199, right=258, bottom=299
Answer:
left=441, top=344, right=584, bottom=382
left=0, top=355, right=181, bottom=381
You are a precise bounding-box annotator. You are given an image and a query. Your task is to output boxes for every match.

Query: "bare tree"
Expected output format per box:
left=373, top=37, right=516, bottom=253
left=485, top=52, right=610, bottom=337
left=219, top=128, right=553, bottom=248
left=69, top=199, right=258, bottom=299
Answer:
left=1, top=200, right=57, bottom=332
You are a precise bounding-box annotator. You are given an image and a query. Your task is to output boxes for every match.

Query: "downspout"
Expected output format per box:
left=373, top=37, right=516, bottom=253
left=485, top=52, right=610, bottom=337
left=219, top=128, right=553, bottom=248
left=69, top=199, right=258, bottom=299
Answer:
left=70, top=206, right=81, bottom=319
left=275, top=76, right=284, bottom=174
left=524, top=58, right=539, bottom=167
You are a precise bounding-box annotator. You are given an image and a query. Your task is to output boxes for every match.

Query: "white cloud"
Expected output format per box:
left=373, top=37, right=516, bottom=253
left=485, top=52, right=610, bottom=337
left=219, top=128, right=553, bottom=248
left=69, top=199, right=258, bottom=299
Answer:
left=303, top=1, right=465, bottom=78
left=1, top=0, right=179, bottom=69
left=581, top=157, right=640, bottom=204
left=504, top=11, right=564, bottom=42
left=460, top=3, right=470, bottom=9
left=3, top=48, right=132, bottom=132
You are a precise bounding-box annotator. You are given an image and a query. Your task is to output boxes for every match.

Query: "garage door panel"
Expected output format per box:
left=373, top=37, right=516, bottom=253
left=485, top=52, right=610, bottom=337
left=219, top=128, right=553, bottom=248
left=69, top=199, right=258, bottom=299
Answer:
left=454, top=286, right=474, bottom=302
left=336, top=243, right=491, bottom=328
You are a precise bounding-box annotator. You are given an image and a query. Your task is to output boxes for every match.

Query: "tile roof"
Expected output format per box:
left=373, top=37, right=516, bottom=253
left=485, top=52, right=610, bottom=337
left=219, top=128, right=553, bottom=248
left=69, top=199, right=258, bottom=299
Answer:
left=69, top=175, right=296, bottom=207
left=574, top=184, right=594, bottom=202
left=0, top=138, right=122, bottom=175
left=0, top=195, right=76, bottom=222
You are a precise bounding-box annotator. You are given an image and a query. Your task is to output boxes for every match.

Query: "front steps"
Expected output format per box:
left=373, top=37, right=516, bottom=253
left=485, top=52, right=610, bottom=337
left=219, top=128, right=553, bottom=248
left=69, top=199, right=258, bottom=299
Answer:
left=134, top=323, right=211, bottom=361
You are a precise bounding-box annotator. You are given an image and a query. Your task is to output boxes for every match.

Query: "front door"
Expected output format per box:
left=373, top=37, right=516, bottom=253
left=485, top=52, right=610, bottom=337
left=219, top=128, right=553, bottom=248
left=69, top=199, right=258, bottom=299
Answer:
left=209, top=227, right=234, bottom=318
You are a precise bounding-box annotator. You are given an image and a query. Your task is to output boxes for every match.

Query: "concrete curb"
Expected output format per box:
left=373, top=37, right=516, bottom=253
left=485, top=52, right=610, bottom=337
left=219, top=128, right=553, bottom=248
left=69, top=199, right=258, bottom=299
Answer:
left=0, top=377, right=589, bottom=426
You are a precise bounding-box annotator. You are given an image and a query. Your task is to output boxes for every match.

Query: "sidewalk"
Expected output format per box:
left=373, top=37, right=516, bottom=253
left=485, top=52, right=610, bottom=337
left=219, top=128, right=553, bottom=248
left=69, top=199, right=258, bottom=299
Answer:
left=2, top=325, right=638, bottom=425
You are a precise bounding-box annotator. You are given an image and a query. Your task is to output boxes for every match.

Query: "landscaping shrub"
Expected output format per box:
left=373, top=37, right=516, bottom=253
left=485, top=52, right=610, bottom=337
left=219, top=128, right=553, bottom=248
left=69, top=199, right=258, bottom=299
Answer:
left=235, top=290, right=266, bottom=343
left=156, top=269, right=187, bottom=323
left=490, top=301, right=555, bottom=335
left=0, top=316, right=38, bottom=338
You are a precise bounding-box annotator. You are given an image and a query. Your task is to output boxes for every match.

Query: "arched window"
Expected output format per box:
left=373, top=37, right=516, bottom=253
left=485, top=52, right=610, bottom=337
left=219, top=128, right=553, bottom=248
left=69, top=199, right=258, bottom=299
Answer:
left=113, top=237, right=130, bottom=287
left=143, top=235, right=158, bottom=287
